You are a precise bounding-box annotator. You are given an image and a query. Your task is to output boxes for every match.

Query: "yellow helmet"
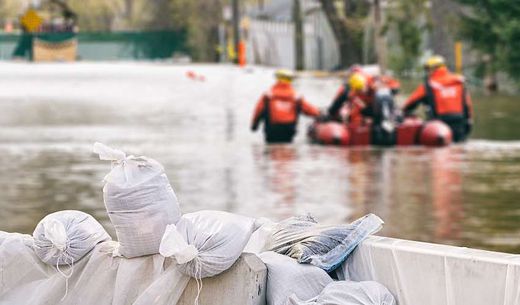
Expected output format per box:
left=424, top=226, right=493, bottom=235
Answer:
left=275, top=69, right=295, bottom=82
left=424, top=55, right=446, bottom=70
left=348, top=72, right=367, bottom=92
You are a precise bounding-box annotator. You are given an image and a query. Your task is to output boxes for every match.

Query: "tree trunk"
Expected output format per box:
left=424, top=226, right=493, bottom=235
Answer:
left=344, top=0, right=358, bottom=17
left=319, top=0, right=361, bottom=68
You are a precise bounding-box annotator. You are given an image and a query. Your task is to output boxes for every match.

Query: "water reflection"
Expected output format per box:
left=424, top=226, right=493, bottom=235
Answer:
left=249, top=145, right=300, bottom=220
left=252, top=144, right=475, bottom=250
left=0, top=147, right=110, bottom=235
left=367, top=147, right=465, bottom=244
left=265, top=145, right=298, bottom=214
left=430, top=148, right=464, bottom=241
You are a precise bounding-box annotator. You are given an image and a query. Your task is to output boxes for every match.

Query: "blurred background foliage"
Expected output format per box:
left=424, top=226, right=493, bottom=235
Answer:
left=455, top=0, right=520, bottom=81
left=0, top=0, right=24, bottom=20
left=0, top=0, right=518, bottom=84
left=0, top=0, right=227, bottom=61
left=384, top=0, right=429, bottom=74
left=67, top=0, right=224, bottom=61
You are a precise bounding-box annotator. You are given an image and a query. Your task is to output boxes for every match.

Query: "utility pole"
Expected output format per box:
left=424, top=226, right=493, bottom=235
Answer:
left=293, top=0, right=304, bottom=70
left=373, top=0, right=386, bottom=73
left=232, top=0, right=240, bottom=64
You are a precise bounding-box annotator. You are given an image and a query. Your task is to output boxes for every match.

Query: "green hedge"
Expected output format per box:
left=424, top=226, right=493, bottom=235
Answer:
left=0, top=30, right=188, bottom=60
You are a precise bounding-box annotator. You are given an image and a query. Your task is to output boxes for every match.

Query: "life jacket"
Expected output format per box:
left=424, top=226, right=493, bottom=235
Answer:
left=262, top=84, right=302, bottom=126
left=345, top=82, right=376, bottom=126
left=344, top=94, right=365, bottom=126
left=425, top=67, right=466, bottom=117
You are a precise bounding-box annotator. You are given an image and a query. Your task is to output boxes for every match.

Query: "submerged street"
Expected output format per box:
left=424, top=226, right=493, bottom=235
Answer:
left=1, top=62, right=519, bottom=253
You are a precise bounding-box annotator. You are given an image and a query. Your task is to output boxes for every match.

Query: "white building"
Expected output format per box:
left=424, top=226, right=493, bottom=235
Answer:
left=246, top=0, right=341, bottom=70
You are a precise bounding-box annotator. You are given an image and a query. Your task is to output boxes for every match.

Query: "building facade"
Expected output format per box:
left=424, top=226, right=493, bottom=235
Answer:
left=246, top=0, right=340, bottom=70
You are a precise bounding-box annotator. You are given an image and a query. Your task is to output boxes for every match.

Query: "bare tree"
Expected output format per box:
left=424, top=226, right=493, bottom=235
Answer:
left=319, top=0, right=366, bottom=68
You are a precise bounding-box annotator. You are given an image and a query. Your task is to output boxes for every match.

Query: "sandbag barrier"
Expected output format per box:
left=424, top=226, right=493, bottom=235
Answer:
left=0, top=143, right=389, bottom=305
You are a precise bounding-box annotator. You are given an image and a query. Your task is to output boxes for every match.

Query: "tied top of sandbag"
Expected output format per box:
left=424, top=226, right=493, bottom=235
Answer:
left=33, top=210, right=111, bottom=266
left=43, top=218, right=68, bottom=252
left=93, top=142, right=164, bottom=188
left=159, top=211, right=256, bottom=279
left=159, top=223, right=199, bottom=265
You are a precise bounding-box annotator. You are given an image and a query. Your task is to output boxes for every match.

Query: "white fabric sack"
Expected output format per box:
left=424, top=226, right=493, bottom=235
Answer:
left=0, top=232, right=190, bottom=305
left=259, top=251, right=333, bottom=305
left=32, top=210, right=111, bottom=266
left=267, top=214, right=383, bottom=272
left=159, top=224, right=198, bottom=265
left=287, top=281, right=396, bottom=305
left=94, top=142, right=181, bottom=258
left=244, top=218, right=276, bottom=254
left=0, top=232, right=43, bottom=301
left=159, top=210, right=255, bottom=278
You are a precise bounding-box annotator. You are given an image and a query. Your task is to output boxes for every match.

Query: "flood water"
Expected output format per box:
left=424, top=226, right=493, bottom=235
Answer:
left=1, top=63, right=519, bottom=253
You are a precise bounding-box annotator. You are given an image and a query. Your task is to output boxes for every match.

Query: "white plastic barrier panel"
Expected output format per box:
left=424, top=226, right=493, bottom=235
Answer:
left=341, top=236, right=520, bottom=305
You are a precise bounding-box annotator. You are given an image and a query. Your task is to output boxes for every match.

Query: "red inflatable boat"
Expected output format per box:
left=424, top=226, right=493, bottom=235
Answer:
left=308, top=117, right=453, bottom=147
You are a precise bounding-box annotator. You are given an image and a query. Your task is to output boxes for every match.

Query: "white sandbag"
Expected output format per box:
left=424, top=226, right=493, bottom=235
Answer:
left=93, top=142, right=181, bottom=258
left=259, top=251, right=333, bottom=305
left=268, top=214, right=383, bottom=272
left=160, top=210, right=255, bottom=278
left=32, top=210, right=111, bottom=266
left=244, top=218, right=276, bottom=254
left=159, top=224, right=198, bottom=265
left=0, top=232, right=46, bottom=300
left=0, top=232, right=190, bottom=305
left=287, top=281, right=396, bottom=305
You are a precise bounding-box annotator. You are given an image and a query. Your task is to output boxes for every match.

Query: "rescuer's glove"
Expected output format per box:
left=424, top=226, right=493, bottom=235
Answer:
left=316, top=113, right=330, bottom=122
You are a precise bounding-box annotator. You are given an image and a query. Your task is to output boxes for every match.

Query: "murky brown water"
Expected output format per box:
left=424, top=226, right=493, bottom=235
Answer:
left=0, top=63, right=519, bottom=253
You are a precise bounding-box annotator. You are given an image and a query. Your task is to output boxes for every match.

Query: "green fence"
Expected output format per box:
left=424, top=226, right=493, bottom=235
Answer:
left=0, top=30, right=188, bottom=60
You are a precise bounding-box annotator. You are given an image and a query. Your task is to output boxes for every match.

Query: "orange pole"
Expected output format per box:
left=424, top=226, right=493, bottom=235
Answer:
left=238, top=40, right=246, bottom=67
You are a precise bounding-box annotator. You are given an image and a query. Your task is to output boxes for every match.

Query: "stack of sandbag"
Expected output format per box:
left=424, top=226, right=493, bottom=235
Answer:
left=248, top=214, right=393, bottom=305
left=2, top=208, right=254, bottom=305
left=93, top=142, right=181, bottom=258
left=0, top=230, right=191, bottom=305
left=286, top=281, right=396, bottom=305
left=247, top=213, right=383, bottom=272
left=259, top=251, right=333, bottom=305
left=32, top=210, right=111, bottom=266
left=0, top=232, right=46, bottom=302
left=159, top=210, right=256, bottom=278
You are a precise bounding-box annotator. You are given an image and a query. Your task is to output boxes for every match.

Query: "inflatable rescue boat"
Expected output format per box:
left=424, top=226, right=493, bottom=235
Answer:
left=308, top=117, right=453, bottom=147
